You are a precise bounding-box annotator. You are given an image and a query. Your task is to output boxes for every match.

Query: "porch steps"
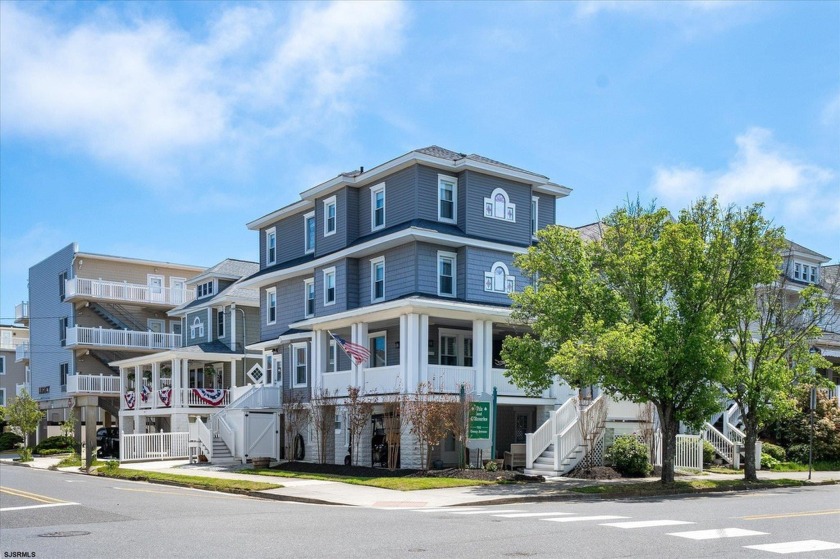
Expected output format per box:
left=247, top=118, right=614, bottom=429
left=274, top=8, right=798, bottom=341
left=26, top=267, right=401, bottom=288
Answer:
left=210, top=438, right=238, bottom=465
left=525, top=443, right=586, bottom=476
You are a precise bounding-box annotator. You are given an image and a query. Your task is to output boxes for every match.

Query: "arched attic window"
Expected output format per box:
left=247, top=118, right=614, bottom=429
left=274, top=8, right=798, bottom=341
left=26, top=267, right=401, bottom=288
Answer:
left=484, top=262, right=515, bottom=294
left=484, top=188, right=516, bottom=222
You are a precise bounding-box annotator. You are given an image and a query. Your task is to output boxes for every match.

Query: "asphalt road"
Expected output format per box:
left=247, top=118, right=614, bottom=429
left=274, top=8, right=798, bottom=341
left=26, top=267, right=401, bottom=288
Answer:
left=1, top=463, right=839, bottom=559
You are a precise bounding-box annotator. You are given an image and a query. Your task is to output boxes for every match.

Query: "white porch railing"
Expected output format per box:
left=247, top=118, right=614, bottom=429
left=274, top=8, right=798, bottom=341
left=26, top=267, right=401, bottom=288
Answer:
left=194, top=418, right=213, bottom=461
left=66, top=277, right=195, bottom=306
left=704, top=422, right=735, bottom=464
left=526, top=396, right=579, bottom=470
left=120, top=431, right=190, bottom=462
left=66, top=374, right=121, bottom=394
left=427, top=365, right=476, bottom=393
left=14, top=301, right=29, bottom=322
left=321, top=371, right=352, bottom=395
left=66, top=326, right=181, bottom=350
left=209, top=413, right=236, bottom=459
left=226, top=384, right=282, bottom=409
left=362, top=365, right=402, bottom=394
left=15, top=343, right=30, bottom=362
left=180, top=388, right=231, bottom=407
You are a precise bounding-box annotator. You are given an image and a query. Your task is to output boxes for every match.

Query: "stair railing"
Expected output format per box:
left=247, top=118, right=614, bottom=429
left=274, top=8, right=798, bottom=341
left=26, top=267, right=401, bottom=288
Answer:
left=703, top=421, right=734, bottom=464
left=526, top=396, right=578, bottom=469
left=195, top=417, right=213, bottom=461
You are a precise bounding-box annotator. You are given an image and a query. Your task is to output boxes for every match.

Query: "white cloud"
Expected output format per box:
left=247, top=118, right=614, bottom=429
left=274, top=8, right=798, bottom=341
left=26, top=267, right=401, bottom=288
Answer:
left=651, top=127, right=839, bottom=233
left=0, top=2, right=407, bottom=180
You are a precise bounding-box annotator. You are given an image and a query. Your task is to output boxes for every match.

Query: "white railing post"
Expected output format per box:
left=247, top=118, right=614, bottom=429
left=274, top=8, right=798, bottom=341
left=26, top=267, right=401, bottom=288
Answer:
left=525, top=432, right=534, bottom=469
left=755, top=441, right=762, bottom=471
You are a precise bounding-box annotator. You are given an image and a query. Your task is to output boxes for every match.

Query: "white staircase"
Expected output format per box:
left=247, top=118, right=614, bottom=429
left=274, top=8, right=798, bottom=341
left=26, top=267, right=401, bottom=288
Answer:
left=525, top=395, right=606, bottom=477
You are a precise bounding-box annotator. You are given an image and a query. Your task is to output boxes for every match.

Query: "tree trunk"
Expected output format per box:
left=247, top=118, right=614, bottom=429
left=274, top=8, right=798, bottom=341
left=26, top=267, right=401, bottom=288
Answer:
left=658, top=405, right=677, bottom=484
left=743, top=417, right=758, bottom=482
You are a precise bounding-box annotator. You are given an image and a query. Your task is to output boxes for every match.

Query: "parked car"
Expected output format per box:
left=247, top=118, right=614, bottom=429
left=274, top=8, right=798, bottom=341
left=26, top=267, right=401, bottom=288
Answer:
left=96, top=427, right=119, bottom=457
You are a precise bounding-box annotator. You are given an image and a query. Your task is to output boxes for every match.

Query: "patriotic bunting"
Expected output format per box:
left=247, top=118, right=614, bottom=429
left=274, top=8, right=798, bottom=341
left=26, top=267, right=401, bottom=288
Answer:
left=124, top=392, right=135, bottom=410
left=192, top=388, right=226, bottom=406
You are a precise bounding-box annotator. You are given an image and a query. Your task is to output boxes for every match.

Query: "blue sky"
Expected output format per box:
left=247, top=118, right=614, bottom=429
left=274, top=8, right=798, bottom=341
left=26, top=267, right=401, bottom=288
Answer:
left=1, top=1, right=838, bottom=322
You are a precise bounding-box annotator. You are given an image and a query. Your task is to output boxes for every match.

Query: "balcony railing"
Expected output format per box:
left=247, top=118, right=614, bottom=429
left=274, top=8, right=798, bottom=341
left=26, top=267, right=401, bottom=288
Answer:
left=362, top=365, right=403, bottom=393
left=65, top=277, right=195, bottom=306
left=14, top=301, right=29, bottom=323
left=15, top=343, right=30, bottom=362
left=66, top=326, right=181, bottom=351
left=427, top=365, right=476, bottom=393
left=322, top=370, right=352, bottom=395
left=0, top=337, right=27, bottom=351
left=66, top=374, right=121, bottom=395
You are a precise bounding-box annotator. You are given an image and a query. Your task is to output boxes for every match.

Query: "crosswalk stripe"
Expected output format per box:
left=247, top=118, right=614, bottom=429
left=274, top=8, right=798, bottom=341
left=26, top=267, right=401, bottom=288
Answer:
left=542, top=515, right=629, bottom=523
left=0, top=502, right=79, bottom=512
left=602, top=520, right=694, bottom=529
left=668, top=528, right=767, bottom=540
left=450, top=509, right=525, bottom=515
left=743, top=540, right=840, bottom=554
left=411, top=507, right=483, bottom=513
left=495, top=512, right=576, bottom=518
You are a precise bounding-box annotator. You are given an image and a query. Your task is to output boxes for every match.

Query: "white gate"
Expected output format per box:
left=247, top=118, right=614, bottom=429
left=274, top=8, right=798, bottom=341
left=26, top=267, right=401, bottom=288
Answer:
left=244, top=412, right=279, bottom=462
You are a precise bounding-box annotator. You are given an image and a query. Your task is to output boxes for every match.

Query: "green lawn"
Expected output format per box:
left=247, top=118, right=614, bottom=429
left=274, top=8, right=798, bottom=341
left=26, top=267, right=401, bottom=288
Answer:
left=769, top=461, right=840, bottom=472
left=96, top=467, right=282, bottom=493
left=246, top=468, right=492, bottom=491
left=571, top=478, right=810, bottom=496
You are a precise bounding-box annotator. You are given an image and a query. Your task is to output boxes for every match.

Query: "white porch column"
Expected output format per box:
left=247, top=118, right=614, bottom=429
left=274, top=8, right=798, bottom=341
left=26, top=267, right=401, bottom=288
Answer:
left=354, top=322, right=368, bottom=391
left=399, top=315, right=408, bottom=393
left=152, top=362, right=159, bottom=409
left=419, top=314, right=429, bottom=384
left=405, top=313, right=419, bottom=391
left=313, top=329, right=325, bottom=394
left=120, top=367, right=127, bottom=411
left=473, top=319, right=486, bottom=395
left=171, top=359, right=182, bottom=407
left=133, top=366, right=141, bottom=411
left=230, top=304, right=238, bottom=352
left=483, top=320, right=493, bottom=389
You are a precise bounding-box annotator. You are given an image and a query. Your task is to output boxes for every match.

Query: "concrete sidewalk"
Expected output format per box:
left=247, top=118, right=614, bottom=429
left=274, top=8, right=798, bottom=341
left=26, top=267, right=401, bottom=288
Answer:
left=3, top=455, right=838, bottom=508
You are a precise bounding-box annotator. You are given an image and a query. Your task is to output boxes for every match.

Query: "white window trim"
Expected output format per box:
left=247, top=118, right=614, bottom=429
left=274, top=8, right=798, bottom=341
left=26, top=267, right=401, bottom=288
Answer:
left=483, top=187, right=516, bottom=223
left=437, top=250, right=457, bottom=298
left=304, top=211, right=315, bottom=254
left=266, top=287, right=277, bottom=325
left=531, top=196, right=539, bottom=238
left=190, top=316, right=205, bottom=339
left=323, top=267, right=336, bottom=306
left=484, top=261, right=516, bottom=294
left=292, top=342, right=308, bottom=388
left=370, top=183, right=386, bottom=231
left=368, top=331, right=387, bottom=368
left=266, top=227, right=277, bottom=265
left=327, top=340, right=337, bottom=373
left=0, top=387, right=5, bottom=406
left=323, top=196, right=337, bottom=237
left=437, top=174, right=458, bottom=224
left=438, top=328, right=472, bottom=367
left=370, top=256, right=385, bottom=303
left=0, top=355, right=5, bottom=375
left=304, top=278, right=315, bottom=318
left=217, top=308, right=226, bottom=338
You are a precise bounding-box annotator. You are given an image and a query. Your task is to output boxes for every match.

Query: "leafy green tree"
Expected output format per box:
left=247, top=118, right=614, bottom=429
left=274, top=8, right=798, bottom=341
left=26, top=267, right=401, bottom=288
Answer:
left=722, top=250, right=836, bottom=480
left=5, top=390, right=44, bottom=452
left=502, top=198, right=777, bottom=483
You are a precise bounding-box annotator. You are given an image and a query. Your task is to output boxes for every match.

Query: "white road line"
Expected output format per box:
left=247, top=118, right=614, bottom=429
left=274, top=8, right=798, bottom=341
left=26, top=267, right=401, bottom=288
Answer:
left=743, top=540, right=840, bottom=554
left=602, top=520, right=695, bottom=529
left=0, top=502, right=79, bottom=512
left=668, top=528, right=768, bottom=540
left=542, top=515, right=629, bottom=523
left=450, top=509, right=525, bottom=515
left=495, top=512, right=576, bottom=518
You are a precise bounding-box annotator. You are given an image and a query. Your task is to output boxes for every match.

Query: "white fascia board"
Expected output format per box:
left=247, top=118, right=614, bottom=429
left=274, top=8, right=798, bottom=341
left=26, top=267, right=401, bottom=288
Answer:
left=533, top=182, right=572, bottom=197
left=289, top=296, right=512, bottom=331
left=75, top=252, right=206, bottom=272
left=239, top=228, right=529, bottom=290
left=497, top=396, right=556, bottom=405
left=246, top=331, right=314, bottom=352
left=246, top=199, right=314, bottom=231
left=110, top=350, right=244, bottom=368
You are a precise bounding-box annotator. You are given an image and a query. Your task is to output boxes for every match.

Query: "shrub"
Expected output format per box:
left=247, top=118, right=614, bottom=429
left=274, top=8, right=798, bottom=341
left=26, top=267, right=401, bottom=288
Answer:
left=103, top=459, right=120, bottom=472
left=606, top=436, right=652, bottom=477
left=57, top=452, right=82, bottom=468
left=761, top=442, right=786, bottom=462
left=702, top=440, right=716, bottom=465
left=786, top=444, right=810, bottom=464
left=0, top=432, right=24, bottom=451
left=484, top=459, right=498, bottom=472
left=34, top=435, right=77, bottom=454
left=761, top=453, right=780, bottom=469
left=18, top=447, right=33, bottom=462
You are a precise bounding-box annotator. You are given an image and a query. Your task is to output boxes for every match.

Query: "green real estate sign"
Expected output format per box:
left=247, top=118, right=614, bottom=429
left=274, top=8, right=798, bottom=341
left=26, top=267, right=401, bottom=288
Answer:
left=468, top=401, right=491, bottom=440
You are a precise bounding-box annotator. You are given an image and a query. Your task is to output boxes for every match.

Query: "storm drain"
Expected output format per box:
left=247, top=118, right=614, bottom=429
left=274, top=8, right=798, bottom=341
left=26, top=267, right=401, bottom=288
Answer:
left=39, top=531, right=90, bottom=538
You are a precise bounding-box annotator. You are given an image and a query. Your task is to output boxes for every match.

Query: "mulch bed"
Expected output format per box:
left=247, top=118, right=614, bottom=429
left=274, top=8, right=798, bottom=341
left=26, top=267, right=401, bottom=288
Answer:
left=269, top=460, right=543, bottom=483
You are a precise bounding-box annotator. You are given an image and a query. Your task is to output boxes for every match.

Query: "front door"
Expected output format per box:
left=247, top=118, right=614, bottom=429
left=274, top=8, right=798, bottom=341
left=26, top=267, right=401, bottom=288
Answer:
left=148, top=274, right=165, bottom=303
left=171, top=277, right=186, bottom=304
left=148, top=319, right=166, bottom=348
left=514, top=412, right=530, bottom=444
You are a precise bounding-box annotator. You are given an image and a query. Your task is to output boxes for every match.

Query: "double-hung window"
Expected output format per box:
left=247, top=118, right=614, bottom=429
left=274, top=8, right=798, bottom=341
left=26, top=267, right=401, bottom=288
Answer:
left=266, top=227, right=276, bottom=265
left=304, top=212, right=315, bottom=254
left=60, top=363, right=69, bottom=390
left=369, top=332, right=386, bottom=368
left=304, top=278, right=315, bottom=318
left=217, top=309, right=225, bottom=338
left=0, top=356, right=5, bottom=375
left=371, top=257, right=385, bottom=302
left=323, top=268, right=336, bottom=306
left=531, top=196, right=539, bottom=238
left=437, top=251, right=456, bottom=297
left=58, top=271, right=68, bottom=300
left=266, top=288, right=277, bottom=325
left=324, top=197, right=337, bottom=236
left=371, top=183, right=385, bottom=230
left=438, top=175, right=457, bottom=223
left=292, top=343, right=308, bottom=387
left=327, top=340, right=337, bottom=373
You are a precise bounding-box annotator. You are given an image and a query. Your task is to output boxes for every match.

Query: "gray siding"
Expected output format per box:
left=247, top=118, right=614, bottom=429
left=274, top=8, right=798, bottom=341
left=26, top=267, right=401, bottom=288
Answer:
left=215, top=307, right=231, bottom=349
left=185, top=309, right=211, bottom=346
left=357, top=243, right=416, bottom=307
left=464, top=170, right=531, bottom=243
left=346, top=259, right=359, bottom=310
left=357, top=166, right=417, bottom=237
left=261, top=208, right=310, bottom=268
left=416, top=243, right=465, bottom=299
left=314, top=260, right=348, bottom=317
left=263, top=277, right=304, bottom=340
left=535, top=192, right=556, bottom=230
left=463, top=247, right=527, bottom=305
left=277, top=340, right=311, bottom=403
left=346, top=187, right=359, bottom=245
left=29, top=244, right=76, bottom=401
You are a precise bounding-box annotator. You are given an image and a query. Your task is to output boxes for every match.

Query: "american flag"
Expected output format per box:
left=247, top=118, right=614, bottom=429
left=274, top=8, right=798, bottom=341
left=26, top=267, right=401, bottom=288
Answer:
left=330, top=331, right=370, bottom=366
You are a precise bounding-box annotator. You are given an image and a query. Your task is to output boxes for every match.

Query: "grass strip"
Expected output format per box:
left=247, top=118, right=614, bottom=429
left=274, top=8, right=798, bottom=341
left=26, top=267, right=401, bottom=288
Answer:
left=769, top=461, right=840, bottom=472
left=571, top=478, right=809, bottom=497
left=97, top=467, right=282, bottom=493
left=246, top=468, right=491, bottom=491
